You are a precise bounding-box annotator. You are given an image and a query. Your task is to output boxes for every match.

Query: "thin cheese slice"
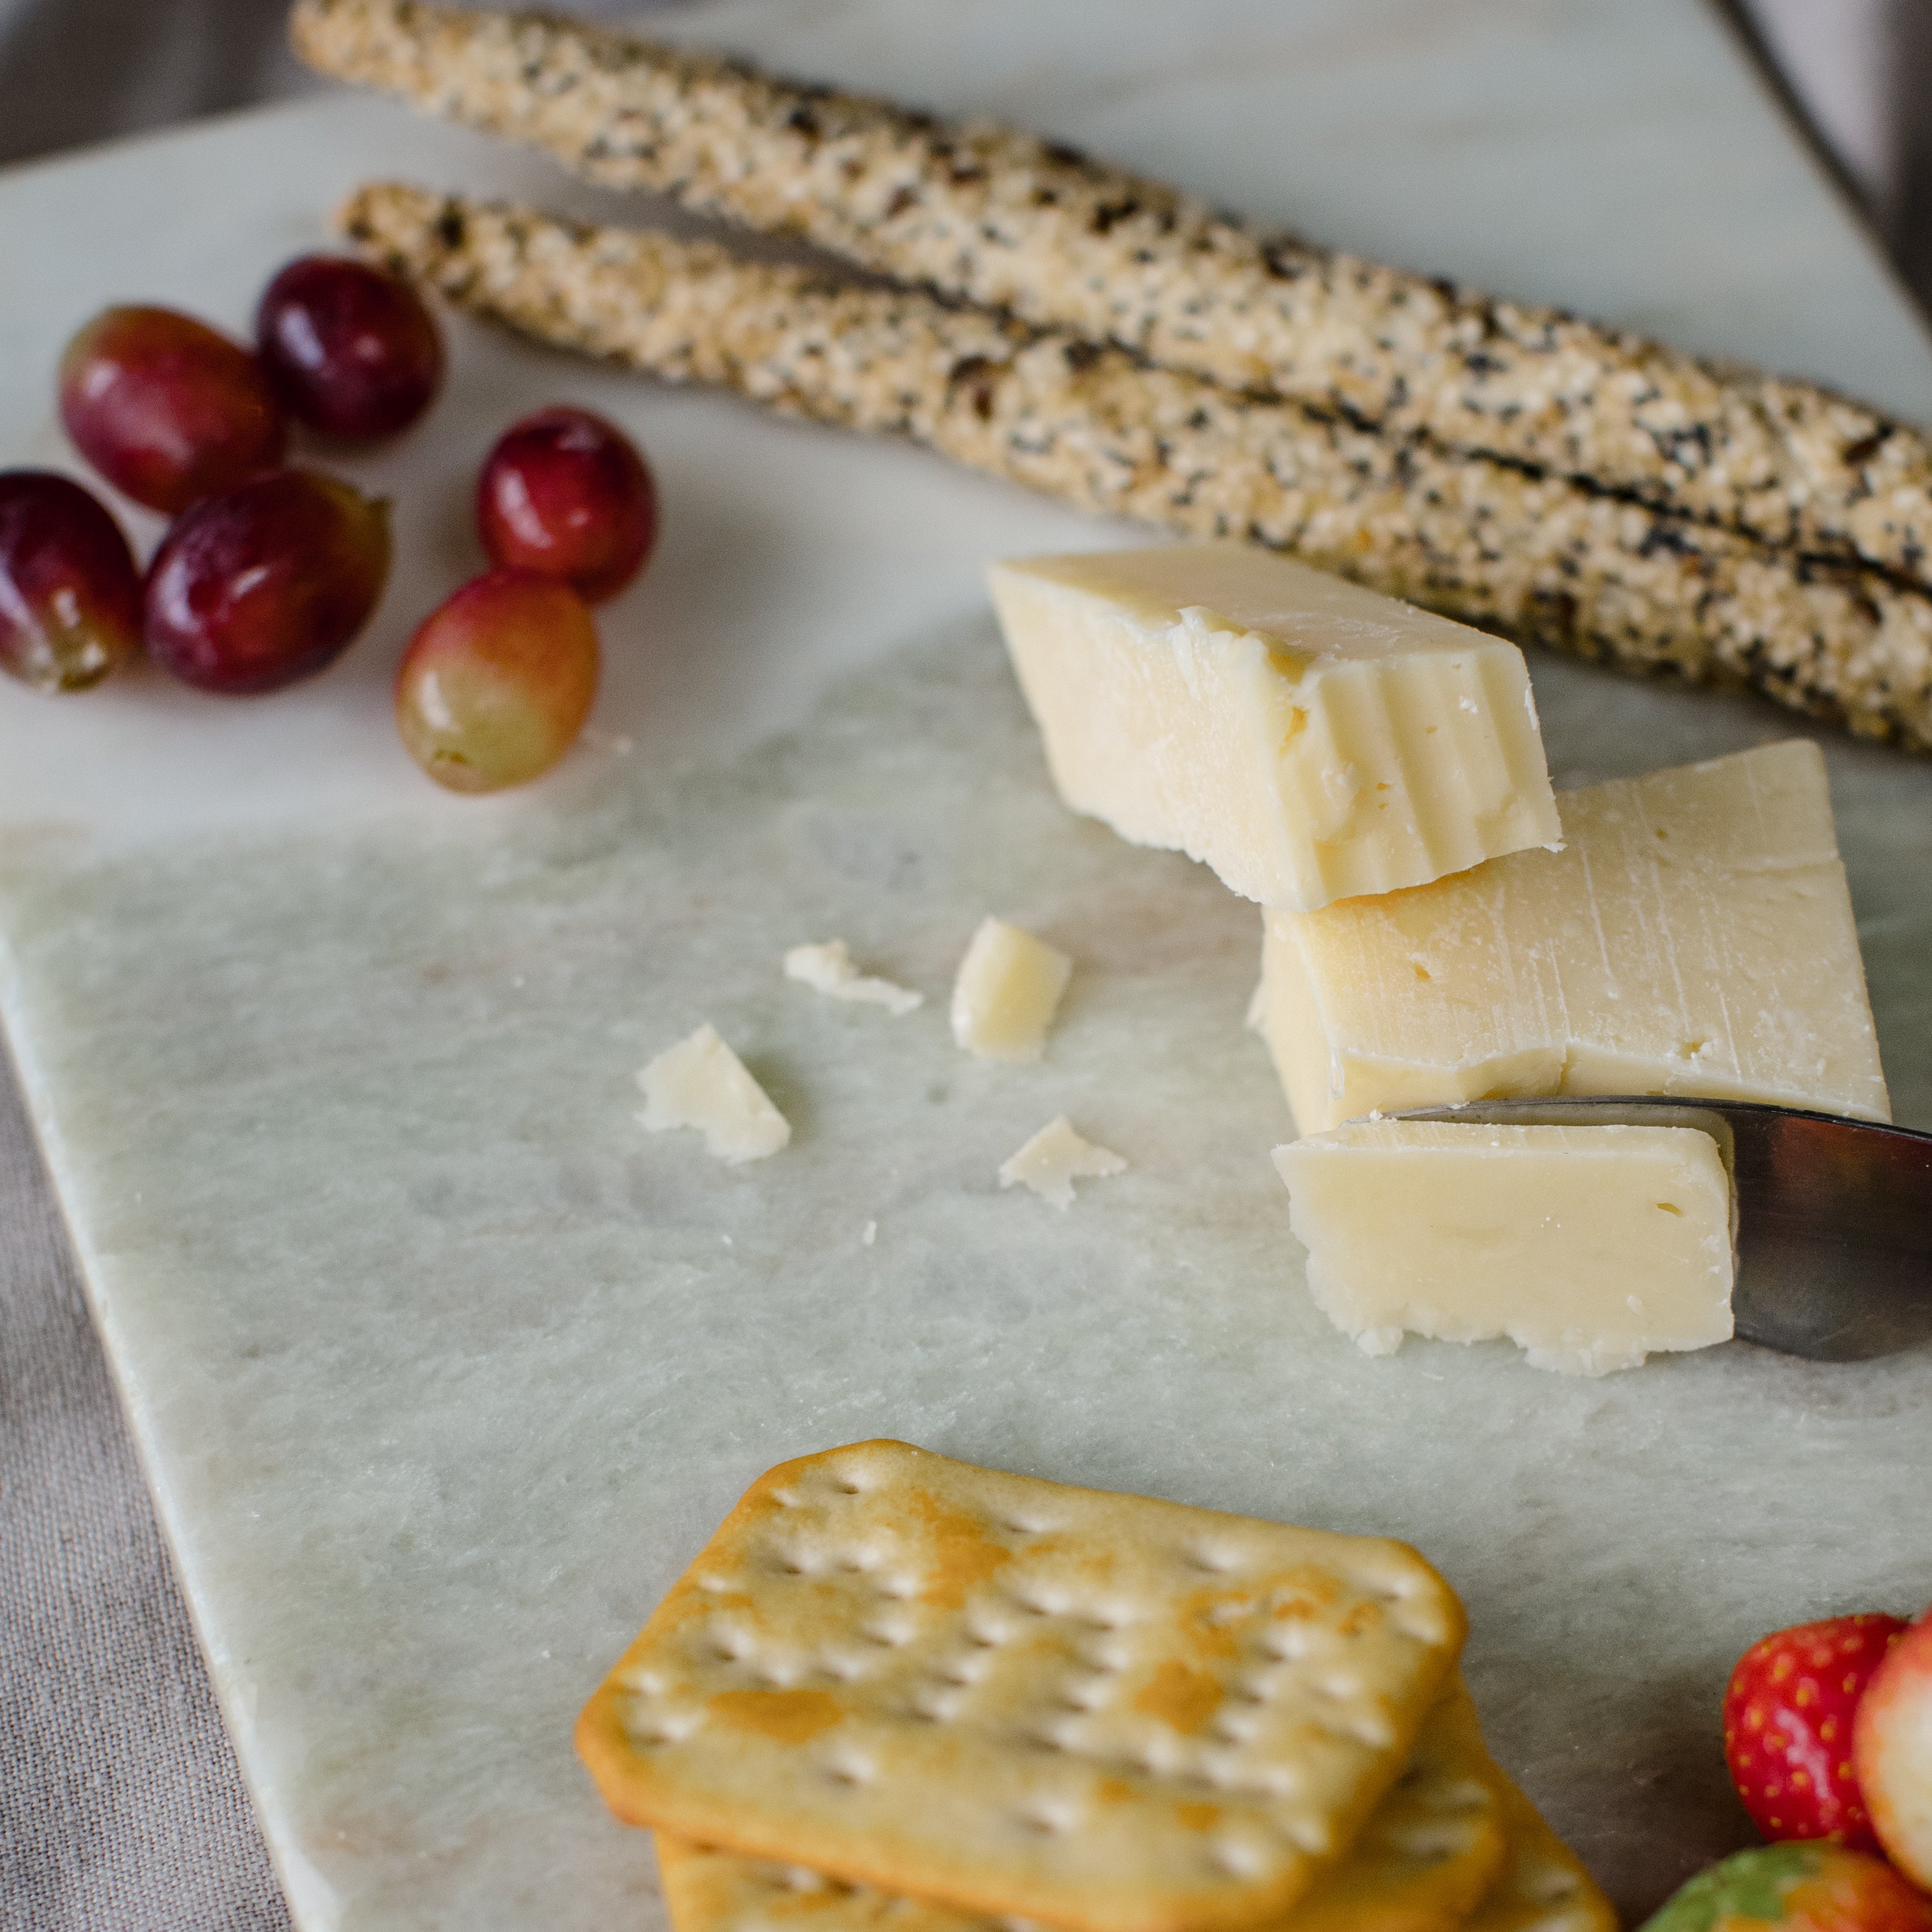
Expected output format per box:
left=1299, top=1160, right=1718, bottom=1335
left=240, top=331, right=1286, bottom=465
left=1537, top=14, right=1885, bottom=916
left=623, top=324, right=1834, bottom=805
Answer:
left=987, top=544, right=1560, bottom=913
left=637, top=1024, right=791, bottom=1164
left=1273, top=1121, right=1734, bottom=1375
left=1258, top=741, right=1889, bottom=1132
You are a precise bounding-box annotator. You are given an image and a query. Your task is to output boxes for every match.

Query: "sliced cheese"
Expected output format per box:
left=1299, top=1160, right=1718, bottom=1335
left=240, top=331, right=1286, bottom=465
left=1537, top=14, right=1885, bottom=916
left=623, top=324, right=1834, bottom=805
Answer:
left=636, top=1024, right=790, bottom=1164
left=950, top=917, right=1072, bottom=1063
left=998, top=1117, right=1127, bottom=1208
left=1259, top=741, right=1889, bottom=1131
left=1273, top=1120, right=1734, bottom=1375
left=783, top=939, right=923, bottom=1014
left=987, top=543, right=1560, bottom=912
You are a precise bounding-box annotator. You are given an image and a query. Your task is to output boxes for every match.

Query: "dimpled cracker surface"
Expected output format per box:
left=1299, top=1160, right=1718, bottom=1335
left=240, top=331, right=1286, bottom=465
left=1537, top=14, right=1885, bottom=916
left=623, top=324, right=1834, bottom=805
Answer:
left=1287, top=1678, right=1505, bottom=1932
left=1461, top=1775, right=1615, bottom=1932
left=579, top=1442, right=1465, bottom=1932
left=654, top=1677, right=1505, bottom=1932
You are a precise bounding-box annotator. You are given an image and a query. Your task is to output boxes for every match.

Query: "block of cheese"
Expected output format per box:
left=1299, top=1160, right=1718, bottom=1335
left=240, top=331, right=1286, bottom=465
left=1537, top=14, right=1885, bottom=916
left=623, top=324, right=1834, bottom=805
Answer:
left=986, top=544, right=1560, bottom=912
left=950, top=917, right=1071, bottom=1062
left=1258, top=740, right=1889, bottom=1132
left=637, top=1024, right=790, bottom=1163
left=1273, top=1120, right=1735, bottom=1375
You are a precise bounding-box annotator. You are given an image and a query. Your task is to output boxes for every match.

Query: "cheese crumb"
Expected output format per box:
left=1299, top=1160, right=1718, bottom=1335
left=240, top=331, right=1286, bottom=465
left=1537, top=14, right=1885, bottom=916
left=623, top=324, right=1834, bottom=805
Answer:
left=636, top=1024, right=790, bottom=1164
left=784, top=939, right=923, bottom=1015
left=999, top=1117, right=1127, bottom=1209
left=951, top=917, right=1072, bottom=1062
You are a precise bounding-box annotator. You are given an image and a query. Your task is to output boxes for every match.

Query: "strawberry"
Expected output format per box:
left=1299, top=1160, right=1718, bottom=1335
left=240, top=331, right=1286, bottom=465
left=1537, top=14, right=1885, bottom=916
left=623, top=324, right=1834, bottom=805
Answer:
left=1640, top=1844, right=1932, bottom=1931
left=1724, top=1613, right=1909, bottom=1850
left=1855, top=1608, right=1932, bottom=1886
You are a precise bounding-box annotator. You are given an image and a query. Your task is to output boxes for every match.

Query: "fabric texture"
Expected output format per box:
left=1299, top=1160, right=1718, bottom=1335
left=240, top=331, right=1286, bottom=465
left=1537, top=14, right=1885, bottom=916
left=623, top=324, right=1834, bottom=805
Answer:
left=0, top=3, right=1916, bottom=1930
left=1, top=1044, right=293, bottom=1932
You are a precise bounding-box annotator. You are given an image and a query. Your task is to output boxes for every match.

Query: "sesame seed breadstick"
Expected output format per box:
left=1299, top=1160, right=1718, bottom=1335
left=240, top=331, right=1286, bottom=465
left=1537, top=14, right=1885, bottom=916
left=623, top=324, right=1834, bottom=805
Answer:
left=296, top=0, right=1932, bottom=596
left=339, top=182, right=1932, bottom=750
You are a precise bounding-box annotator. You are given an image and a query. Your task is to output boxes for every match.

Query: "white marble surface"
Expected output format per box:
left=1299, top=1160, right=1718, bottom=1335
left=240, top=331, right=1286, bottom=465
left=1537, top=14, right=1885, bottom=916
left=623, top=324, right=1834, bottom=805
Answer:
left=2, top=2, right=1931, bottom=1925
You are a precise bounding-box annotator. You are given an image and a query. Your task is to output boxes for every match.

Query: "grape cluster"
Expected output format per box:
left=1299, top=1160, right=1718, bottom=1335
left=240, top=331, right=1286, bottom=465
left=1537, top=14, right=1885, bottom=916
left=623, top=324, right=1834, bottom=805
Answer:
left=2, top=251, right=659, bottom=793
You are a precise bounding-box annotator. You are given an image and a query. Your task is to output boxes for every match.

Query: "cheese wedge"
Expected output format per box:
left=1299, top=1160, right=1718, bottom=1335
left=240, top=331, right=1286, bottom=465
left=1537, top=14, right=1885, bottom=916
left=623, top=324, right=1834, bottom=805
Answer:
left=1258, top=740, right=1889, bottom=1132
left=987, top=544, right=1560, bottom=912
left=1274, top=1120, right=1735, bottom=1375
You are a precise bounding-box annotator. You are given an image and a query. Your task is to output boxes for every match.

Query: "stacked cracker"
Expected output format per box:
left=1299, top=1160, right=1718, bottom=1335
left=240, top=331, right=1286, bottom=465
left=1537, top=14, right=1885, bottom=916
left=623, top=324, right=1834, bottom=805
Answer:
left=293, top=0, right=1932, bottom=752
left=579, top=1440, right=1613, bottom=1932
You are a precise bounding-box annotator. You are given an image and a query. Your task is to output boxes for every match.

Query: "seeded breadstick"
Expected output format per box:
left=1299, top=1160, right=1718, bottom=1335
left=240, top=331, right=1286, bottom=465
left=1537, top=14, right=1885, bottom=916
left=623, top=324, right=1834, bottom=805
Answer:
left=340, top=183, right=1932, bottom=749
left=296, top=0, right=1932, bottom=595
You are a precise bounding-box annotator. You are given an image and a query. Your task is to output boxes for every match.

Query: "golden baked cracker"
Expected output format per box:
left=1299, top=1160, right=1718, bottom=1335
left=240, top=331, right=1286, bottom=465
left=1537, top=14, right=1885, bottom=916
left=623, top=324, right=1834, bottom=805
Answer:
left=1460, top=1763, right=1615, bottom=1932
left=656, top=1839, right=975, bottom=1932
left=1288, top=1677, right=1506, bottom=1932
left=654, top=1676, right=1505, bottom=1932
left=578, top=1440, right=1464, bottom=1932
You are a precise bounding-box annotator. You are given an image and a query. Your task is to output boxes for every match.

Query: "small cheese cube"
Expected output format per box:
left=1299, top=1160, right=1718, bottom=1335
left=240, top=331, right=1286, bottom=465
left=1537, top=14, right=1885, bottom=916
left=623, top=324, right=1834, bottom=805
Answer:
left=951, top=918, right=1072, bottom=1063
left=999, top=1117, right=1127, bottom=1208
left=1258, top=741, right=1889, bottom=1132
left=637, top=1024, right=790, bottom=1163
left=1274, top=1120, right=1734, bottom=1375
left=987, top=543, right=1560, bottom=912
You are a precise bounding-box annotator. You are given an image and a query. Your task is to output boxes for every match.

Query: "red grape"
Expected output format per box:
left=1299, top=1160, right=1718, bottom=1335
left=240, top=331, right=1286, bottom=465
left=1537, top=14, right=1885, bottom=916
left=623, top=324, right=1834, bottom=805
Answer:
left=395, top=569, right=599, bottom=793
left=59, top=305, right=286, bottom=515
left=0, top=471, right=142, bottom=692
left=144, top=469, right=390, bottom=694
left=476, top=407, right=657, bottom=603
left=256, top=255, right=445, bottom=442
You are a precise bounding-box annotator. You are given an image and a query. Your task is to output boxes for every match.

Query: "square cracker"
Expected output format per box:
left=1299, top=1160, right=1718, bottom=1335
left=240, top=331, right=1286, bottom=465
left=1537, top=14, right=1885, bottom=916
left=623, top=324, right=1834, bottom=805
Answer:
left=655, top=1675, right=1506, bottom=1932
left=578, top=1440, right=1465, bottom=1932
left=1461, top=1771, right=1616, bottom=1932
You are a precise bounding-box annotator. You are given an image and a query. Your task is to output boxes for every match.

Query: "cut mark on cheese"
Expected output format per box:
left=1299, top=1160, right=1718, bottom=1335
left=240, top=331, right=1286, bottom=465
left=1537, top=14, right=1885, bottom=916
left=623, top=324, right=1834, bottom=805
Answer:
left=999, top=1117, right=1127, bottom=1209
left=1273, top=1120, right=1734, bottom=1375
left=951, top=917, right=1072, bottom=1063
left=784, top=941, right=923, bottom=1015
left=987, top=544, right=1560, bottom=912
left=1257, top=741, right=1890, bottom=1131
left=637, top=1024, right=791, bottom=1165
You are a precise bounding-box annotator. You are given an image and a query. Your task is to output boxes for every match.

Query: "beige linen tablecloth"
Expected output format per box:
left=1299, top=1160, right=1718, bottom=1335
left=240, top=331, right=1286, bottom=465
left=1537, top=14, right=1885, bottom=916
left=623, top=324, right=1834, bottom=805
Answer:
left=1, top=1049, right=292, bottom=1930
